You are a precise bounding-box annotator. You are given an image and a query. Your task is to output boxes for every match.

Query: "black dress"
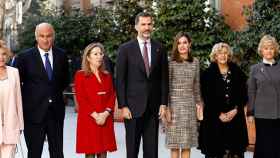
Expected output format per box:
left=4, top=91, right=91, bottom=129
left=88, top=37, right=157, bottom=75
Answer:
left=199, top=62, right=248, bottom=157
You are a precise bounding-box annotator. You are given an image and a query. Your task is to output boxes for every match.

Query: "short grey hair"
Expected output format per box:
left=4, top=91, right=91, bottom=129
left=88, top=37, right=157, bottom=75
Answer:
left=34, top=22, right=55, bottom=39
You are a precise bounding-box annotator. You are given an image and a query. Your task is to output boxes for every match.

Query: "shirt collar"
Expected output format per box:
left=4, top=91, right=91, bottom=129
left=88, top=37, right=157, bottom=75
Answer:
left=38, top=46, right=53, bottom=57
left=263, top=58, right=277, bottom=66
left=137, top=36, right=151, bottom=44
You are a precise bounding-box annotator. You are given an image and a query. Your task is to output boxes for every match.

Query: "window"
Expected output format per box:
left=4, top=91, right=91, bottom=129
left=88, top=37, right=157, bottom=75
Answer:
left=208, top=0, right=221, bottom=10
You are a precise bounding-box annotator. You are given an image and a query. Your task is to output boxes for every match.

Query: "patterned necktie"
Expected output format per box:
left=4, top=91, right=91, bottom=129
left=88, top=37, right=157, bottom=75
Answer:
left=143, top=41, right=150, bottom=76
left=44, top=53, right=53, bottom=80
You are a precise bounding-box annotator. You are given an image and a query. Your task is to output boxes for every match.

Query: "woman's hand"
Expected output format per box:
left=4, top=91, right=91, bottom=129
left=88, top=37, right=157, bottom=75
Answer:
left=165, top=107, right=172, bottom=123
left=219, top=113, right=229, bottom=122
left=196, top=103, right=203, bottom=121
left=225, top=108, right=237, bottom=121
left=219, top=108, right=237, bottom=122
left=90, top=111, right=98, bottom=120
left=162, top=107, right=172, bottom=127
left=97, top=111, right=110, bottom=125
left=91, top=111, right=109, bottom=125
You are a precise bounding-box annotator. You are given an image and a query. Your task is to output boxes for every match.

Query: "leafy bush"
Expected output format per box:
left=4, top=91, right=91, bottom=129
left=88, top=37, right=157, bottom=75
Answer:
left=153, top=0, right=233, bottom=69
left=230, top=0, right=280, bottom=73
left=18, top=0, right=242, bottom=71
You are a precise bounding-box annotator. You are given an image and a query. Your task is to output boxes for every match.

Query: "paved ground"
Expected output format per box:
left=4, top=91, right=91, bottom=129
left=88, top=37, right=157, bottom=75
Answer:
left=15, top=106, right=253, bottom=158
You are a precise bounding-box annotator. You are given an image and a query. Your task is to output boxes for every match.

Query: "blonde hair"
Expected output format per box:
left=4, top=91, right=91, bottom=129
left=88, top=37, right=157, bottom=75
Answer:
left=0, top=40, right=12, bottom=61
left=258, top=35, right=279, bottom=57
left=81, top=42, right=106, bottom=76
left=209, top=42, right=233, bottom=62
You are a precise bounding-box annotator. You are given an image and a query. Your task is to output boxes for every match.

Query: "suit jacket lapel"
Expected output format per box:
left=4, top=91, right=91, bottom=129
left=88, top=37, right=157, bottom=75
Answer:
left=133, top=39, right=147, bottom=76
left=52, top=47, right=59, bottom=81
left=260, top=63, right=280, bottom=93
left=33, top=48, right=50, bottom=81
left=150, top=40, right=158, bottom=73
left=259, top=63, right=272, bottom=81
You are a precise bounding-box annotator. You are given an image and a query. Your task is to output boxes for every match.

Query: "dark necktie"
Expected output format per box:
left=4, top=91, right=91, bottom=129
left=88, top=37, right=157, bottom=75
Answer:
left=44, top=53, right=53, bottom=80
left=143, top=41, right=150, bottom=76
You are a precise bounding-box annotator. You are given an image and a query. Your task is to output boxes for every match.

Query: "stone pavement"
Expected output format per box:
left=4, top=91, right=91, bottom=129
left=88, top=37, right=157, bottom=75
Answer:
left=15, top=106, right=253, bottom=158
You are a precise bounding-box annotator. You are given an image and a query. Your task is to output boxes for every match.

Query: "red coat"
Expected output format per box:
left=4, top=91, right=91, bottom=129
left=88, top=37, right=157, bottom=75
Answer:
left=74, top=70, right=117, bottom=154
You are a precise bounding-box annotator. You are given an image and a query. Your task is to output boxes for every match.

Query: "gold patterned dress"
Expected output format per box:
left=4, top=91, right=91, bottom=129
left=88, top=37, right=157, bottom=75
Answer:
left=166, top=58, right=201, bottom=149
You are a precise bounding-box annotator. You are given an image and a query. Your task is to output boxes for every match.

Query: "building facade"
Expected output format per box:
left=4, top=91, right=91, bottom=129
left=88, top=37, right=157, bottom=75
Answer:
left=209, top=0, right=254, bottom=31
left=63, top=0, right=113, bottom=13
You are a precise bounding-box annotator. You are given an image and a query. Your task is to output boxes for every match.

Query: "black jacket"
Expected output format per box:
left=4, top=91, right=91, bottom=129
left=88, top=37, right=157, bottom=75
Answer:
left=199, top=62, right=248, bottom=156
left=16, top=47, right=69, bottom=123
left=116, top=39, right=168, bottom=118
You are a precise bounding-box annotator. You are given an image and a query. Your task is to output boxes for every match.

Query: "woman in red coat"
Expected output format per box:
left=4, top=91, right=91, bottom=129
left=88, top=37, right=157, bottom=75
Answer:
left=74, top=42, right=117, bottom=158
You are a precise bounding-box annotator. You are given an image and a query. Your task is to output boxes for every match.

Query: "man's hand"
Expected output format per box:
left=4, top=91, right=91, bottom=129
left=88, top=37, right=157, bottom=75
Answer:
left=122, top=107, right=132, bottom=119
left=158, top=105, right=167, bottom=120
left=247, top=116, right=254, bottom=123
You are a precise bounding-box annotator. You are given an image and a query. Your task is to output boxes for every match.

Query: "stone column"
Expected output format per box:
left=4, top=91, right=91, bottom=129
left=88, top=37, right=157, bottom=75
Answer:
left=0, top=0, right=6, bottom=39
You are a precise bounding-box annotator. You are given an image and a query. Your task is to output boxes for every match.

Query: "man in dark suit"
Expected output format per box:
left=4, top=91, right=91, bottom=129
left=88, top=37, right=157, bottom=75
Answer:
left=116, top=12, right=168, bottom=158
left=7, top=52, right=16, bottom=67
left=16, top=23, right=69, bottom=158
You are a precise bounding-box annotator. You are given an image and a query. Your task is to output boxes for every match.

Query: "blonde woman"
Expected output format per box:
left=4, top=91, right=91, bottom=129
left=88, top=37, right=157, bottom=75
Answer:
left=247, top=35, right=280, bottom=158
left=74, top=43, right=116, bottom=158
left=0, top=40, right=24, bottom=158
left=199, top=43, right=248, bottom=158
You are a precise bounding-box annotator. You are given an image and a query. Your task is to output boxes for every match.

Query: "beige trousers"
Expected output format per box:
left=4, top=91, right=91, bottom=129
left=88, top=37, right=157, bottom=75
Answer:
left=0, top=144, right=16, bottom=158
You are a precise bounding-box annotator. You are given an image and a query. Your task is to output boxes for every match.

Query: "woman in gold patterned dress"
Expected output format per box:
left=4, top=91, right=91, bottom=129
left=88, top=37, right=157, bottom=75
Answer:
left=165, top=32, right=202, bottom=158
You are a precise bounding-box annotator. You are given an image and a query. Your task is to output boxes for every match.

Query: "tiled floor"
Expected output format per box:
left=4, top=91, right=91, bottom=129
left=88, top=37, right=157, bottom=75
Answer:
left=15, top=106, right=253, bottom=158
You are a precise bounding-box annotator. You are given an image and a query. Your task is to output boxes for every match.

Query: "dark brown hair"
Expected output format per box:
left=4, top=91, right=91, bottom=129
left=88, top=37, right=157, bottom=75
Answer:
left=135, top=12, right=153, bottom=25
left=171, top=32, right=193, bottom=62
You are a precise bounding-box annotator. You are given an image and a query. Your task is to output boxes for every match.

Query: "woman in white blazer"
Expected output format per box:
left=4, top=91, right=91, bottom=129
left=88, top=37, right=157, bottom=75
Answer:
left=0, top=40, right=24, bottom=158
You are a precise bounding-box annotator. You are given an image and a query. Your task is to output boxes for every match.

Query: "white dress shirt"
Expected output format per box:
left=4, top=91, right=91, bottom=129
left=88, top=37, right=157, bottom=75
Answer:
left=137, top=37, right=151, bottom=66
left=38, top=47, right=54, bottom=69
left=0, top=79, right=8, bottom=126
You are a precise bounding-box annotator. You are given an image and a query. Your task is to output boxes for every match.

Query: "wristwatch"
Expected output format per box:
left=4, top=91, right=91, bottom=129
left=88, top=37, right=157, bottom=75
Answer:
left=105, top=108, right=112, bottom=114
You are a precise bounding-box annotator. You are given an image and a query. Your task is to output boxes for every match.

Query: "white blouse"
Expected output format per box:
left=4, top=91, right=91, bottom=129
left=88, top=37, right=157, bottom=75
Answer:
left=0, top=78, right=8, bottom=126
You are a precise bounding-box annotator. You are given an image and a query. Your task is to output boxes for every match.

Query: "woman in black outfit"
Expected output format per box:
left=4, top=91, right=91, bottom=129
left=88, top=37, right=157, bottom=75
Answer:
left=199, top=42, right=248, bottom=158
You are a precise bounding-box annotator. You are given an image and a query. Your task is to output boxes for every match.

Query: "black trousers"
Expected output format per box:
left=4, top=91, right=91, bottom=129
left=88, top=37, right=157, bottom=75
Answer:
left=254, top=118, right=280, bottom=158
left=124, top=108, right=159, bottom=158
left=24, top=108, right=64, bottom=158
